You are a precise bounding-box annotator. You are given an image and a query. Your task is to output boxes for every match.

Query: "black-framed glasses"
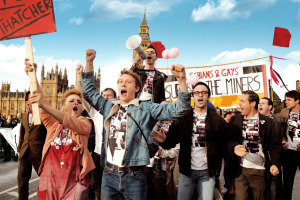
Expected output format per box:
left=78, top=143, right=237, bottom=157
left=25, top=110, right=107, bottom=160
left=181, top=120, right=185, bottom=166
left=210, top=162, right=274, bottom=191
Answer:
left=193, top=91, right=208, bottom=96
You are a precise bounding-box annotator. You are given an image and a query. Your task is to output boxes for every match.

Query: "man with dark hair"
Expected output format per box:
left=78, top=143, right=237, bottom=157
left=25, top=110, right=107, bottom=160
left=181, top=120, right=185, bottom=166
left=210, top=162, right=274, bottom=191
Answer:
left=259, top=97, right=284, bottom=199
left=280, top=90, right=300, bottom=200
left=101, top=88, right=117, bottom=100
left=228, top=91, right=281, bottom=200
left=17, top=91, right=47, bottom=200
left=153, top=81, right=230, bottom=200
left=224, top=111, right=234, bottom=123
left=82, top=49, right=191, bottom=199
left=131, top=44, right=167, bottom=103
left=216, top=107, right=222, bottom=116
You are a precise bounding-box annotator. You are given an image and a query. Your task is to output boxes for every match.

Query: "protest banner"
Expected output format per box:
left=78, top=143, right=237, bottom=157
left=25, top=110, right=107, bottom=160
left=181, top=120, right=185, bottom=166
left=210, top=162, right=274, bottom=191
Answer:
left=0, top=124, right=20, bottom=153
left=0, top=0, right=56, bottom=124
left=0, top=0, right=56, bottom=40
left=162, top=62, right=268, bottom=108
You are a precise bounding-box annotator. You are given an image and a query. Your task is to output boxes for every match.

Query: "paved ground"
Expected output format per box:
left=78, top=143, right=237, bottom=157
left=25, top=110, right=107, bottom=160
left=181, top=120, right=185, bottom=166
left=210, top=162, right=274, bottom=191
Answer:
left=0, top=159, right=39, bottom=200
left=0, top=158, right=299, bottom=199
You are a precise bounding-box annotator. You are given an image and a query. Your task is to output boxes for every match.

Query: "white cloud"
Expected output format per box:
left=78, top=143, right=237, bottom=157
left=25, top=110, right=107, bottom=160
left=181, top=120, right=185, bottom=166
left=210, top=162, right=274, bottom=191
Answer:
left=191, top=0, right=236, bottom=22
left=0, top=43, right=131, bottom=96
left=54, top=0, right=73, bottom=12
left=272, top=63, right=300, bottom=100
left=73, top=0, right=182, bottom=23
left=286, top=51, right=300, bottom=61
left=0, top=44, right=27, bottom=90
left=210, top=48, right=267, bottom=64
left=0, top=44, right=80, bottom=92
left=99, top=59, right=132, bottom=95
left=191, top=0, right=276, bottom=22
left=69, top=17, right=84, bottom=25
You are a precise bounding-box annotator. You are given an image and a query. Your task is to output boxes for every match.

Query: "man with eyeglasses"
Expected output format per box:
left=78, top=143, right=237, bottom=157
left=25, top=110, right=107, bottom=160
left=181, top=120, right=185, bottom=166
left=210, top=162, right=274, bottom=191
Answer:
left=152, top=81, right=230, bottom=200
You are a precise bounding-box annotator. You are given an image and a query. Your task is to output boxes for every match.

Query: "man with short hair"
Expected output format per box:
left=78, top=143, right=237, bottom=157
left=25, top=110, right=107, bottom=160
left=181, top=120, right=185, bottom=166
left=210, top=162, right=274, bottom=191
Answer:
left=228, top=91, right=281, bottom=200
left=101, top=88, right=117, bottom=100
left=280, top=90, right=300, bottom=200
left=131, top=44, right=167, bottom=103
left=81, top=49, right=191, bottom=199
left=17, top=91, right=47, bottom=200
left=153, top=81, right=230, bottom=200
left=259, top=97, right=284, bottom=200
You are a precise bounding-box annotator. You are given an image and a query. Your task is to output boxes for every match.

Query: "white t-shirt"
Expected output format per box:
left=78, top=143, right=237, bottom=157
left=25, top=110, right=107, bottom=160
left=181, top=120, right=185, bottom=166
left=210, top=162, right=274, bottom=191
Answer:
left=107, top=105, right=128, bottom=166
left=89, top=107, right=104, bottom=155
left=287, top=112, right=300, bottom=151
left=139, top=70, right=155, bottom=101
left=241, top=113, right=265, bottom=169
left=28, top=112, right=33, bottom=127
left=191, top=110, right=208, bottom=170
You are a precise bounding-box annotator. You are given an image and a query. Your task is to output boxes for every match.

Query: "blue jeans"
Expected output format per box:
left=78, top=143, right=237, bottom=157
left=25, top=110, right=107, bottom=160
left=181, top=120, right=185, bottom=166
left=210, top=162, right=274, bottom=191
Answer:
left=178, top=169, right=215, bottom=200
left=101, top=167, right=147, bottom=200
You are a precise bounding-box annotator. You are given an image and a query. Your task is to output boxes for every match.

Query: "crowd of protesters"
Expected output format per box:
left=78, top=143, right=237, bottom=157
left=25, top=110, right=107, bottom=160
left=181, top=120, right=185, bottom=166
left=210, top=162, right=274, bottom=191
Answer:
left=0, top=44, right=299, bottom=200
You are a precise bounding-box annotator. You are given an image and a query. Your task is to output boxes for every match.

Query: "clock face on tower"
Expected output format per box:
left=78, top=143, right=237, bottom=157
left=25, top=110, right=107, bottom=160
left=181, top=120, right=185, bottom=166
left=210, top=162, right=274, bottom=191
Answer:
left=47, top=86, right=51, bottom=94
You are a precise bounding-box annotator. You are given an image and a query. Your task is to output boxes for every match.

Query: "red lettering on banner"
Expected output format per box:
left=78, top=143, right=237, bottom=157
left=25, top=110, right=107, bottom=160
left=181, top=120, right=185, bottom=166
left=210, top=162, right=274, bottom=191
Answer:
left=220, top=67, right=239, bottom=77
left=193, top=70, right=213, bottom=79
left=0, top=0, right=56, bottom=41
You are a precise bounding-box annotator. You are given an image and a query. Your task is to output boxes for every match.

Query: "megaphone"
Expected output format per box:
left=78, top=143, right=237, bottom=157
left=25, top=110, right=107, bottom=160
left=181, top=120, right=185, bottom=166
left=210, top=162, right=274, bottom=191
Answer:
left=126, top=35, right=147, bottom=59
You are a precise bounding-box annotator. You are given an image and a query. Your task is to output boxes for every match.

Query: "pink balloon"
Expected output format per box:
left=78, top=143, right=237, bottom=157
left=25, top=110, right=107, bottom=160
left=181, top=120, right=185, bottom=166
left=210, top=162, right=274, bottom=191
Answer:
left=169, top=48, right=180, bottom=58
left=186, top=73, right=199, bottom=85
left=162, top=50, right=170, bottom=59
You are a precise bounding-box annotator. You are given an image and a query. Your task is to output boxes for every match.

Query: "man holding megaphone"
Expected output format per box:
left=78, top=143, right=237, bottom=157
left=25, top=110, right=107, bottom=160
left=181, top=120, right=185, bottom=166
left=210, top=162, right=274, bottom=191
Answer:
left=130, top=44, right=167, bottom=104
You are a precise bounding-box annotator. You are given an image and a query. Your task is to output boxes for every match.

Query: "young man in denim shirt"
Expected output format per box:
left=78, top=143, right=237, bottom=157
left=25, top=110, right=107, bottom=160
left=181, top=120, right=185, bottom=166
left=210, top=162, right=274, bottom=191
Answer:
left=81, top=49, right=191, bottom=199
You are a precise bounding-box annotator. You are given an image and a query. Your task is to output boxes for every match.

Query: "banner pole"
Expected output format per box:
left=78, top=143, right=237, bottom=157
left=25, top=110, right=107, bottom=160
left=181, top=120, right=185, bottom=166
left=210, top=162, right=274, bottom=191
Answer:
left=24, top=36, right=41, bottom=125
left=270, top=46, right=274, bottom=102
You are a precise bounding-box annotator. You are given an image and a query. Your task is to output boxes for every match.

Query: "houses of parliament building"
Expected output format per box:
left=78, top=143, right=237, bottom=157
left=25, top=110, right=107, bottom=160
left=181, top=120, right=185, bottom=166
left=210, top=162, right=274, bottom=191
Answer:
left=0, top=65, right=100, bottom=117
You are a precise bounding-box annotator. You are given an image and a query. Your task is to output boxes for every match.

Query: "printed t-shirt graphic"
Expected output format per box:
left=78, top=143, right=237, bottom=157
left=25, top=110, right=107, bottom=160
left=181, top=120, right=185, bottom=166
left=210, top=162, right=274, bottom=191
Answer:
left=241, top=113, right=265, bottom=169
left=287, top=112, right=300, bottom=151
left=191, top=111, right=207, bottom=170
left=52, top=128, right=72, bottom=146
left=107, top=105, right=128, bottom=166
left=139, top=70, right=155, bottom=101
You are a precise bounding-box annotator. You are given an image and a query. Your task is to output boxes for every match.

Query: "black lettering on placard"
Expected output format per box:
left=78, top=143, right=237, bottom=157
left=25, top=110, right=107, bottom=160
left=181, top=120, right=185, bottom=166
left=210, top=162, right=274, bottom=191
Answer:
left=165, top=74, right=262, bottom=99
left=174, top=84, right=179, bottom=98
left=165, top=84, right=172, bottom=99
left=226, top=79, right=233, bottom=94
left=214, top=80, right=221, bottom=95
left=253, top=75, right=260, bottom=91
left=0, top=0, right=53, bottom=40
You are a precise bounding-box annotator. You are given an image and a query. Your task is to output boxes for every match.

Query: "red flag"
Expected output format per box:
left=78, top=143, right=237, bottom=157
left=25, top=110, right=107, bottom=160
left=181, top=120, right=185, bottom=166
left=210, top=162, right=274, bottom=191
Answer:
left=152, top=41, right=166, bottom=58
left=272, top=27, right=291, bottom=47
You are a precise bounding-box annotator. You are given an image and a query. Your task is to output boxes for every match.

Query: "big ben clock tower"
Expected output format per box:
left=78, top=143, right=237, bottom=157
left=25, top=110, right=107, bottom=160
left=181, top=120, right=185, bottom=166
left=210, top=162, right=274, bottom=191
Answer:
left=132, top=8, right=151, bottom=61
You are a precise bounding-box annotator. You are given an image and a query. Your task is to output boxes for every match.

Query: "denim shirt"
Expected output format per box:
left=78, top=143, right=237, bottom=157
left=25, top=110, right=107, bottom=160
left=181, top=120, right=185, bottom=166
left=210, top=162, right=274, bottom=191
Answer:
left=81, top=71, right=191, bottom=167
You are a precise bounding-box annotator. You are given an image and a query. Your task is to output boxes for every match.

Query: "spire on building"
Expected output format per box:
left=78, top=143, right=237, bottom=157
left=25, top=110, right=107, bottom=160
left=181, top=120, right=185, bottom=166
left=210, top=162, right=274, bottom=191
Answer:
left=64, top=67, right=67, bottom=78
left=134, top=6, right=151, bottom=61
left=141, top=7, right=148, bottom=27
left=55, top=64, right=58, bottom=79
left=41, top=63, right=45, bottom=78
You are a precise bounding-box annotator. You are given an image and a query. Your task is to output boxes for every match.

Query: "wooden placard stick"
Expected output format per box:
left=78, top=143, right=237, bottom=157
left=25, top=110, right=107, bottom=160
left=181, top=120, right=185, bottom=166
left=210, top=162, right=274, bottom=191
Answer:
left=24, top=36, right=41, bottom=125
